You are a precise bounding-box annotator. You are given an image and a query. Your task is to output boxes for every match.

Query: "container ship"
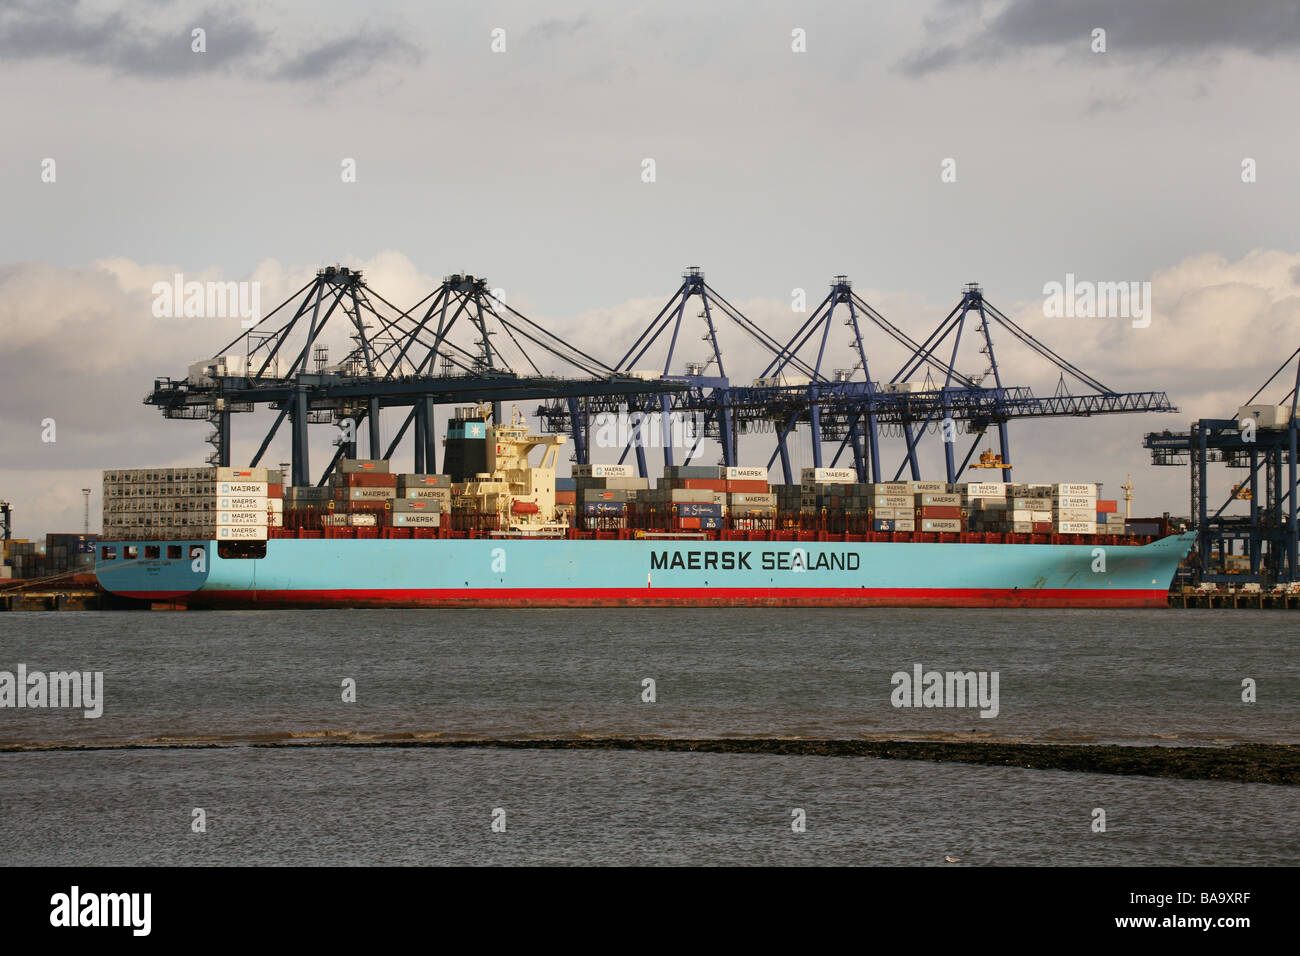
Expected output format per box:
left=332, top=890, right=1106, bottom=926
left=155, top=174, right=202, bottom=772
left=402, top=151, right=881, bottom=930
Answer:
left=95, top=408, right=1194, bottom=609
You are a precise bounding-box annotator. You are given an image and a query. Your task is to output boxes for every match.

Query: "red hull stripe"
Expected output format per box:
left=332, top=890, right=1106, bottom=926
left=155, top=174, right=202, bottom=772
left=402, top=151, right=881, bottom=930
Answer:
left=118, top=587, right=1170, bottom=609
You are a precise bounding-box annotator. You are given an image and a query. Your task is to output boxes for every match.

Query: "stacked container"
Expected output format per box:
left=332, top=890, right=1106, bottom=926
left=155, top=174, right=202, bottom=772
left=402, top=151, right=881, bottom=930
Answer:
left=102, top=466, right=282, bottom=540
left=395, top=473, right=451, bottom=528
left=329, top=460, right=396, bottom=528
left=1051, top=483, right=1098, bottom=534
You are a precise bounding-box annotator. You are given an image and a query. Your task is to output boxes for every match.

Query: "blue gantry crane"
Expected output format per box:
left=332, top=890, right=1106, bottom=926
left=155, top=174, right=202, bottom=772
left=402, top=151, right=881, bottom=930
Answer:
left=147, top=264, right=1179, bottom=500
left=1145, top=346, right=1300, bottom=585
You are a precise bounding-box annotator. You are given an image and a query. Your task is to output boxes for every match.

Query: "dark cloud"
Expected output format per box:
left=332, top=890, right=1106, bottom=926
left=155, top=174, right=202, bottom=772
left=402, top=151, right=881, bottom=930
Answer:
left=272, top=30, right=421, bottom=82
left=900, top=0, right=1300, bottom=76
left=0, top=0, right=418, bottom=82
left=0, top=0, right=266, bottom=76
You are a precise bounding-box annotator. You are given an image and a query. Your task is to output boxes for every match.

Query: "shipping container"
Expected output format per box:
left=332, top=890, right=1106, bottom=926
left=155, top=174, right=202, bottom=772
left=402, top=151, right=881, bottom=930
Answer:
left=392, top=498, right=442, bottom=513
left=390, top=513, right=440, bottom=527
left=572, top=463, right=636, bottom=478
left=1052, top=483, right=1097, bottom=497
left=216, top=510, right=268, bottom=526
left=397, top=473, right=451, bottom=488
left=917, top=505, right=962, bottom=519
left=216, top=466, right=269, bottom=482
left=339, top=459, right=389, bottom=474
left=332, top=487, right=396, bottom=501
left=916, top=493, right=961, bottom=506
left=675, top=502, right=723, bottom=518
left=216, top=525, right=267, bottom=540
left=1056, top=521, right=1097, bottom=534
left=801, top=467, right=855, bottom=483
left=218, top=480, right=268, bottom=496
left=921, top=518, right=963, bottom=532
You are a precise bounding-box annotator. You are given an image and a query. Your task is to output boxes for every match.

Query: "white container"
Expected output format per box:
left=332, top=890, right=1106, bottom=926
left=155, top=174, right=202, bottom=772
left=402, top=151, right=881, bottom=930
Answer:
left=217, top=495, right=267, bottom=510
left=1236, top=404, right=1295, bottom=430
left=572, top=463, right=636, bottom=478
left=953, top=482, right=1006, bottom=497
left=1056, top=521, right=1097, bottom=534
left=216, top=525, right=267, bottom=540
left=725, top=466, right=769, bottom=481
left=218, top=481, right=268, bottom=496
left=801, top=467, right=855, bottom=483
left=1053, top=508, right=1097, bottom=522
left=869, top=495, right=912, bottom=508
left=1052, top=483, right=1097, bottom=497
left=907, top=481, right=948, bottom=493
left=1054, top=495, right=1096, bottom=509
left=870, top=482, right=911, bottom=495
left=216, top=510, right=268, bottom=526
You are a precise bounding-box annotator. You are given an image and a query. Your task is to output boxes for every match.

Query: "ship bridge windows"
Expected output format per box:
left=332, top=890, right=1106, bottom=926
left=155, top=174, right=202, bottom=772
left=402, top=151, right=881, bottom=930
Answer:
left=167, top=545, right=183, bottom=559
left=123, top=546, right=138, bottom=559
left=101, top=547, right=117, bottom=560
left=145, top=545, right=161, bottom=559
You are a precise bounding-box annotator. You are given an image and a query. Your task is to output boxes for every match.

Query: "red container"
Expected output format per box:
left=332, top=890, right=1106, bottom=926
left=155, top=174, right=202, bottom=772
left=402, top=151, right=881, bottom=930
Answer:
left=1032, top=521, right=1052, bottom=532
left=918, top=505, right=962, bottom=519
left=678, top=479, right=727, bottom=491
left=268, top=483, right=283, bottom=497
left=338, top=473, right=397, bottom=488
left=555, top=491, right=576, bottom=505
left=725, top=480, right=769, bottom=493
left=1096, top=500, right=1118, bottom=513
left=677, top=517, right=702, bottom=530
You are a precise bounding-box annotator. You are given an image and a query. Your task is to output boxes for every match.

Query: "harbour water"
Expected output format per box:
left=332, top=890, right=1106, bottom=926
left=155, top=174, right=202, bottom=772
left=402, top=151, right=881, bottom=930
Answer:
left=0, top=608, right=1295, bottom=865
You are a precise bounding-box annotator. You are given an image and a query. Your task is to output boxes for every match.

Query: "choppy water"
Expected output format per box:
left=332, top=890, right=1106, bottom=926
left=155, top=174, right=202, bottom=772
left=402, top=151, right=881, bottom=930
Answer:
left=0, top=609, right=1295, bottom=865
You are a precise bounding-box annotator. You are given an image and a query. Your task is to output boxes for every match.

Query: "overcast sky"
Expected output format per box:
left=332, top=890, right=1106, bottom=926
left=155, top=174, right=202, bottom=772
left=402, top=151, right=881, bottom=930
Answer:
left=2, top=0, right=1299, bottom=538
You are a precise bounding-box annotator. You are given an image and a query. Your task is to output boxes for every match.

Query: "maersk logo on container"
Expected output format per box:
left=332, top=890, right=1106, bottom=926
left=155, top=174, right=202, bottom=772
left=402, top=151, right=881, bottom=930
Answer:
left=152, top=273, right=261, bottom=328
left=890, top=664, right=999, bottom=718
left=1042, top=273, right=1152, bottom=329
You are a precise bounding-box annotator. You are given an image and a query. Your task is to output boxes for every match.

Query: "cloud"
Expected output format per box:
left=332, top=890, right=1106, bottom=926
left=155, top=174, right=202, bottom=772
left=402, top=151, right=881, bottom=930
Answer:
left=272, top=30, right=422, bottom=83
left=899, top=0, right=1300, bottom=76
left=0, top=0, right=266, bottom=76
left=525, top=15, right=591, bottom=42
left=0, top=0, right=419, bottom=82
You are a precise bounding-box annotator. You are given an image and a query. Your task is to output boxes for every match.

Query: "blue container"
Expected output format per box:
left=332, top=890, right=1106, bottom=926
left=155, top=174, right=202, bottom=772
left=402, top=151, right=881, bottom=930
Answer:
left=872, top=519, right=894, bottom=532
left=701, top=516, right=723, bottom=530
left=582, top=501, right=626, bottom=516
left=556, top=477, right=576, bottom=492
left=677, top=502, right=723, bottom=518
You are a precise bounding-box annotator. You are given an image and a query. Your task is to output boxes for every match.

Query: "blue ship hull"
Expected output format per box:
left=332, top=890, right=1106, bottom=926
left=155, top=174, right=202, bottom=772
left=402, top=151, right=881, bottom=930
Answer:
left=94, top=533, right=1195, bottom=608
